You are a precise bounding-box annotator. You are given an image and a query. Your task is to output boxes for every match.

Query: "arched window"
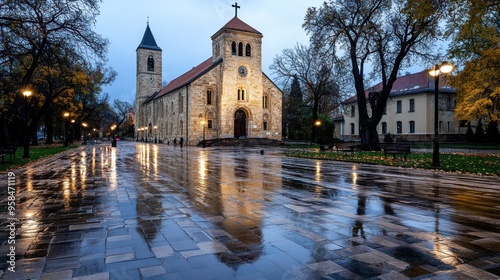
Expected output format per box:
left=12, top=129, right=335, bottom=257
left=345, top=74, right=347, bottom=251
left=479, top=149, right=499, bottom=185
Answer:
left=237, top=87, right=246, bottom=101
left=238, top=42, right=243, bottom=56
left=207, top=89, right=212, bottom=105
left=263, top=114, right=269, bottom=130
left=147, top=55, right=154, bottom=71
left=262, top=94, right=268, bottom=109
left=246, top=43, right=251, bottom=56
left=382, top=122, right=387, bottom=134
left=207, top=112, right=214, bottom=129
left=231, top=41, right=236, bottom=55
left=409, top=121, right=415, bottom=133
left=396, top=121, right=402, bottom=134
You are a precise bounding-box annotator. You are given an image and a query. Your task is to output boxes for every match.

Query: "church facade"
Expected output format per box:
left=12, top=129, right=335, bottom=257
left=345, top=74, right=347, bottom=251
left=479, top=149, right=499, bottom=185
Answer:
left=135, top=14, right=283, bottom=146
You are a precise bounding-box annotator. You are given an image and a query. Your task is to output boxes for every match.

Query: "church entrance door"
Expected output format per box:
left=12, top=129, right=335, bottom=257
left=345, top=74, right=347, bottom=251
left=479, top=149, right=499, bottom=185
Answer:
left=234, top=110, right=247, bottom=138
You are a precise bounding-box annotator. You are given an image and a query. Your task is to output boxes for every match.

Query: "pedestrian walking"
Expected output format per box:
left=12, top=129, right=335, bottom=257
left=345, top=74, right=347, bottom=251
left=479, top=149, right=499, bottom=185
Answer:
left=173, top=137, right=177, bottom=147
left=180, top=137, right=184, bottom=148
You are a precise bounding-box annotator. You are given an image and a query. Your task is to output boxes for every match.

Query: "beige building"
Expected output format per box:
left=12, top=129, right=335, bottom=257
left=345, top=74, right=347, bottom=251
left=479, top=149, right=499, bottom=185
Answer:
left=340, top=71, right=461, bottom=142
left=135, top=15, right=282, bottom=145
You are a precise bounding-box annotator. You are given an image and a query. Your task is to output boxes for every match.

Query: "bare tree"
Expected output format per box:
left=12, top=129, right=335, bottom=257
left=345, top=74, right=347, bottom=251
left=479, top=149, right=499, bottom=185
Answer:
left=271, top=44, right=342, bottom=141
left=304, top=0, right=448, bottom=150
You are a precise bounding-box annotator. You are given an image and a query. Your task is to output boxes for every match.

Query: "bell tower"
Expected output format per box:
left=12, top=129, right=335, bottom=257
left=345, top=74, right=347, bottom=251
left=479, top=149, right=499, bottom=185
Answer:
left=136, top=22, right=162, bottom=132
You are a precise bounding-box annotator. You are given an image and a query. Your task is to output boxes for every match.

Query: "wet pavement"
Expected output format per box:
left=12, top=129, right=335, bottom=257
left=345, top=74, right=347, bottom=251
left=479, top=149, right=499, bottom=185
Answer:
left=1, top=141, right=500, bottom=280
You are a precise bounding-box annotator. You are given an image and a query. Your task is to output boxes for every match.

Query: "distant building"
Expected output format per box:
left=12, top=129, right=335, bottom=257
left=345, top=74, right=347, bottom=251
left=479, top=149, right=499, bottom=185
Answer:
left=135, top=12, right=282, bottom=145
left=339, top=71, right=462, bottom=142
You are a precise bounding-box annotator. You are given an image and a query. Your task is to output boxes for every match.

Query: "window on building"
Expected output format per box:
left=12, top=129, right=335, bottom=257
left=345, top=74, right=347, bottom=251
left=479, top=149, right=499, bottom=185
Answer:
left=382, top=122, right=387, bottom=134
left=238, top=42, right=243, bottom=56
left=207, top=89, right=212, bottom=105
left=439, top=121, right=443, bottom=133
left=263, top=121, right=268, bottom=130
left=179, top=121, right=183, bottom=135
left=245, top=43, right=251, bottom=56
left=447, top=121, right=451, bottom=132
left=446, top=97, right=452, bottom=110
left=396, top=100, right=402, bottom=113
left=238, top=87, right=246, bottom=101
left=351, top=105, right=355, bottom=117
left=263, top=114, right=269, bottom=130
left=262, top=94, right=268, bottom=109
left=409, top=99, right=415, bottom=112
left=383, top=105, right=387, bottom=115
left=179, top=94, right=183, bottom=113
left=350, top=123, right=355, bottom=135
left=409, top=121, right=415, bottom=133
left=231, top=41, right=236, bottom=55
left=396, top=121, right=402, bottom=133
left=147, top=55, right=154, bottom=71
left=208, top=120, right=213, bottom=129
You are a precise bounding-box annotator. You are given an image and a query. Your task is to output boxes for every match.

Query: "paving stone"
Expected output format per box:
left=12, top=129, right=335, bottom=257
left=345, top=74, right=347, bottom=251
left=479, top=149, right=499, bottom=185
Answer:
left=1, top=142, right=499, bottom=279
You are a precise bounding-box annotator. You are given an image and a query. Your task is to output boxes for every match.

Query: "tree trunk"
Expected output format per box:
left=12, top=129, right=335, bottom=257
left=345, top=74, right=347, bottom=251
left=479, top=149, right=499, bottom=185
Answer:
left=359, top=123, right=380, bottom=151
left=45, top=109, right=54, bottom=144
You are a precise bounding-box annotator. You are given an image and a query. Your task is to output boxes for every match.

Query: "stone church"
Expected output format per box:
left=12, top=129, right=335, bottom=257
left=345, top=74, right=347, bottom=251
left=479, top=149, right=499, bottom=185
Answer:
left=135, top=10, right=283, bottom=146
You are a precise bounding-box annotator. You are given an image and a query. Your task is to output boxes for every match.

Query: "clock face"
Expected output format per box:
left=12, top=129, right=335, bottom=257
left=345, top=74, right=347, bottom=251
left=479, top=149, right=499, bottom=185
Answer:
left=238, top=66, right=247, bottom=77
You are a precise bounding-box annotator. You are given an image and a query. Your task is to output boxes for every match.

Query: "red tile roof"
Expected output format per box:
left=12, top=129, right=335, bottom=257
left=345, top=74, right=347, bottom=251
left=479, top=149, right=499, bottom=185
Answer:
left=344, top=70, right=454, bottom=103
left=213, top=17, right=262, bottom=37
left=151, top=58, right=222, bottom=101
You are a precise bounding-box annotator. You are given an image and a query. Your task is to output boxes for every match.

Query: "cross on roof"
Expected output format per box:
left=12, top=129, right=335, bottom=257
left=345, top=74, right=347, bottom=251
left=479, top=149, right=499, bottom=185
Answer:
left=232, top=2, right=240, bottom=17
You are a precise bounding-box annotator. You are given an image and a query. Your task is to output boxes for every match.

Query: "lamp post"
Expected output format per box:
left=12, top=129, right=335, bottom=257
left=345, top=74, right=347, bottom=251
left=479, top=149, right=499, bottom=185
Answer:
left=111, top=124, right=117, bottom=147
left=22, top=90, right=32, bottom=158
left=200, top=120, right=206, bottom=148
left=428, top=61, right=453, bottom=168
left=314, top=119, right=322, bottom=144
left=154, top=125, right=158, bottom=143
left=63, top=112, right=70, bottom=147
left=70, top=119, right=75, bottom=145
left=82, top=123, right=88, bottom=144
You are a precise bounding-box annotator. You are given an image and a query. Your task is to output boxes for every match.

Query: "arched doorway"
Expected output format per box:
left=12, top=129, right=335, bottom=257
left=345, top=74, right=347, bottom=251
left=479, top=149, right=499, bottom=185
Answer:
left=234, top=110, right=247, bottom=138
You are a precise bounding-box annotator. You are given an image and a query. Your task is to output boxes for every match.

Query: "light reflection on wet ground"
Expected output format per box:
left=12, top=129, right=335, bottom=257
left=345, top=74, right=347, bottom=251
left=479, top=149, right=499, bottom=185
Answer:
left=1, top=141, right=500, bottom=279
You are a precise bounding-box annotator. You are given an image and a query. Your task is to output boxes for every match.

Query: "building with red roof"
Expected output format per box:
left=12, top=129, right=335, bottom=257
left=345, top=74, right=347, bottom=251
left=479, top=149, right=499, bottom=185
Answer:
left=338, top=71, right=461, bottom=141
left=135, top=13, right=282, bottom=145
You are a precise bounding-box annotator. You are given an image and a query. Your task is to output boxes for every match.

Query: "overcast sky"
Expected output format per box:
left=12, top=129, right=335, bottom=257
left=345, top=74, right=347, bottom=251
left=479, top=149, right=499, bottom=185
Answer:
left=95, top=0, right=326, bottom=103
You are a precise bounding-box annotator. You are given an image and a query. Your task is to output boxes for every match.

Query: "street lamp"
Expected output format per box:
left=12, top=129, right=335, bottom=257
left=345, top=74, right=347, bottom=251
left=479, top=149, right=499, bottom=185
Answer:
left=111, top=124, right=117, bottom=147
left=429, top=61, right=454, bottom=168
left=314, top=119, right=322, bottom=144
left=63, top=112, right=70, bottom=147
left=82, top=123, right=88, bottom=144
left=22, top=90, right=32, bottom=158
left=200, top=120, right=206, bottom=148
left=153, top=125, right=158, bottom=143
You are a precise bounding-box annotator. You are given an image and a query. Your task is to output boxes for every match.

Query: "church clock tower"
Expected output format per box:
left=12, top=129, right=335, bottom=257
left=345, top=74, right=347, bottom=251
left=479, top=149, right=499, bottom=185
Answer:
left=136, top=23, right=162, bottom=133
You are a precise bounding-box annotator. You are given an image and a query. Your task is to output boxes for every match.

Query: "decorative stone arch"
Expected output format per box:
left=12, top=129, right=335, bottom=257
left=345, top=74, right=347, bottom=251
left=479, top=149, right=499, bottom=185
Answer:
left=233, top=107, right=253, bottom=138
left=262, top=113, right=270, bottom=131
left=147, top=54, right=155, bottom=71
left=206, top=110, right=216, bottom=129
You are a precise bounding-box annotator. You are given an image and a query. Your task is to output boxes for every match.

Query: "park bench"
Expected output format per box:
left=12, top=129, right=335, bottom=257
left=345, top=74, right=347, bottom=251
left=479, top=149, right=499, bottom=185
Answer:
left=383, top=144, right=411, bottom=160
left=320, top=142, right=358, bottom=155
left=0, top=143, right=17, bottom=163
